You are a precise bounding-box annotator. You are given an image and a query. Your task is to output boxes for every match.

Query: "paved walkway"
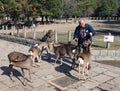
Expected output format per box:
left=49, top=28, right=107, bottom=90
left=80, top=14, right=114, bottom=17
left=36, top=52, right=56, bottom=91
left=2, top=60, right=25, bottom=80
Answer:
left=0, top=39, right=120, bottom=91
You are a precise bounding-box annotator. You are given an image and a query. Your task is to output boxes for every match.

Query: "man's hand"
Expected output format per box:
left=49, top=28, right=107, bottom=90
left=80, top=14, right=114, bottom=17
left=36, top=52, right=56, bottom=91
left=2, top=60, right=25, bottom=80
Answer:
left=89, top=32, right=93, bottom=36
left=74, top=38, right=78, bottom=42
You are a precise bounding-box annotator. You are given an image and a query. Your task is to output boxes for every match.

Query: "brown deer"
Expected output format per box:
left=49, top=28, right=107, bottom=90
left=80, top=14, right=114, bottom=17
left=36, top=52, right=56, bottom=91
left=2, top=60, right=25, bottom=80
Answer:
left=47, top=42, right=80, bottom=65
left=32, top=41, right=51, bottom=61
left=41, top=30, right=53, bottom=42
left=8, top=49, right=38, bottom=85
left=28, top=46, right=42, bottom=63
left=76, top=39, right=91, bottom=80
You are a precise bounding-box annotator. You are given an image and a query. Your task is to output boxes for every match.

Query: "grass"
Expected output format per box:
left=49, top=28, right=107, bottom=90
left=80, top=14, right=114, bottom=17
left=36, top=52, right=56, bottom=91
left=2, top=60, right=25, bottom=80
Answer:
left=57, top=33, right=120, bottom=50
left=93, top=34, right=120, bottom=50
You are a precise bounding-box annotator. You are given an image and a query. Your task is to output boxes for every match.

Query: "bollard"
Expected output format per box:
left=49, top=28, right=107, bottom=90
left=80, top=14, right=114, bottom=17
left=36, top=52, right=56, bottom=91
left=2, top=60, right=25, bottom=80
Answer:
left=11, top=26, right=15, bottom=35
left=68, top=31, right=71, bottom=44
left=33, top=27, right=36, bottom=39
left=106, top=33, right=111, bottom=49
left=23, top=26, right=26, bottom=38
left=54, top=30, right=58, bottom=43
left=2, top=26, right=4, bottom=34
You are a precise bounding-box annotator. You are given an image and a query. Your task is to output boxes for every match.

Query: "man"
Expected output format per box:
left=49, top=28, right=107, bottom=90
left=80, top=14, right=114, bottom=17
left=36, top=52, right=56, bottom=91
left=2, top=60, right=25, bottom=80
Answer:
left=73, top=19, right=96, bottom=69
left=74, top=19, right=96, bottom=46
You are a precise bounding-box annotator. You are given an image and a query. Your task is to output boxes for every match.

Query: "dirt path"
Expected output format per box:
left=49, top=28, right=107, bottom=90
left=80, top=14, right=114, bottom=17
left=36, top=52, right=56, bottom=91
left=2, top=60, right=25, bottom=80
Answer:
left=35, top=23, right=77, bottom=33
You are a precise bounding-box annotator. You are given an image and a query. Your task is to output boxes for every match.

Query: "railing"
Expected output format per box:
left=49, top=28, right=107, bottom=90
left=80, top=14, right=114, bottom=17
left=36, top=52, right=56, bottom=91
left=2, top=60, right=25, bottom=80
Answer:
left=89, top=17, right=120, bottom=21
left=0, top=26, right=73, bottom=43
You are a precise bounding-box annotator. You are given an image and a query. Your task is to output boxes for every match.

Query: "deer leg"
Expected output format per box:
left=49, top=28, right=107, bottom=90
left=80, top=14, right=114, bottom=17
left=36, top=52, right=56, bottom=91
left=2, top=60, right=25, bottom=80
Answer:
left=60, top=57, right=63, bottom=65
left=46, top=49, right=51, bottom=60
left=47, top=53, right=51, bottom=60
left=71, top=58, right=75, bottom=69
left=86, top=63, right=89, bottom=76
left=37, top=55, right=42, bottom=63
left=78, top=63, right=81, bottom=80
left=21, top=68, right=27, bottom=86
left=9, top=64, right=14, bottom=81
left=28, top=69, right=32, bottom=83
left=39, top=47, right=46, bottom=60
left=39, top=48, right=43, bottom=57
left=82, top=64, right=86, bottom=80
left=54, top=55, right=59, bottom=65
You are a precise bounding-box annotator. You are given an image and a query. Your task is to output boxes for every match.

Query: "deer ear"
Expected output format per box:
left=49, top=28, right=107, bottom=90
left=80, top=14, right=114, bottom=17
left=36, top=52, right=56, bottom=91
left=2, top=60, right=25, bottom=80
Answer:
left=34, top=43, right=38, bottom=47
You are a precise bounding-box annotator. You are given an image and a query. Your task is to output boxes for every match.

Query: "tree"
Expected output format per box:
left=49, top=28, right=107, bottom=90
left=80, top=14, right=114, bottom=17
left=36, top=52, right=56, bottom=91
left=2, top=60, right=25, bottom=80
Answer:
left=77, top=0, right=97, bottom=17
left=118, top=5, right=120, bottom=16
left=39, top=0, right=61, bottom=24
left=62, top=0, right=79, bottom=18
left=95, top=0, right=119, bottom=17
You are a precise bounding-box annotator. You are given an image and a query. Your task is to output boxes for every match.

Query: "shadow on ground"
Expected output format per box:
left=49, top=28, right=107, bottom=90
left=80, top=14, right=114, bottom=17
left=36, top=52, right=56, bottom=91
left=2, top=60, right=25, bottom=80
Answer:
left=41, top=53, right=73, bottom=65
left=0, top=66, right=25, bottom=84
left=1, top=66, right=22, bottom=77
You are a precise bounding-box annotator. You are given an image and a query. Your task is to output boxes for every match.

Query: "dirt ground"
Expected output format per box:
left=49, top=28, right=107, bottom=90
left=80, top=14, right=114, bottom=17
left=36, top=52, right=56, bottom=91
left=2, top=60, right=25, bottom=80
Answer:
left=35, top=23, right=77, bottom=33
left=35, top=19, right=120, bottom=33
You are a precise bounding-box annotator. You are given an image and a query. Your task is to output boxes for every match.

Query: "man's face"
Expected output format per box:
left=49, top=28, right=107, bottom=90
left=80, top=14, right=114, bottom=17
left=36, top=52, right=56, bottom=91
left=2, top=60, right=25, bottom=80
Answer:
left=79, top=20, right=85, bottom=28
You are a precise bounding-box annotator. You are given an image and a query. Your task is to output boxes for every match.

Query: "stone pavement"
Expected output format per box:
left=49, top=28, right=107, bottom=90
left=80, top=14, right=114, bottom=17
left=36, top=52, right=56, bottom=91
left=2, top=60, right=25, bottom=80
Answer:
left=0, top=39, right=120, bottom=91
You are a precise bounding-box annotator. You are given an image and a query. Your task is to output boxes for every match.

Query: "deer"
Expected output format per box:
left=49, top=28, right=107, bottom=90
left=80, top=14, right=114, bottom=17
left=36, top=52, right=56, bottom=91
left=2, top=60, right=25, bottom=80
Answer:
left=76, top=39, right=92, bottom=80
left=8, top=47, right=38, bottom=86
left=32, top=30, right=53, bottom=59
left=41, top=29, right=53, bottom=42
left=28, top=45, right=42, bottom=63
left=32, top=41, right=51, bottom=62
left=47, top=42, right=80, bottom=65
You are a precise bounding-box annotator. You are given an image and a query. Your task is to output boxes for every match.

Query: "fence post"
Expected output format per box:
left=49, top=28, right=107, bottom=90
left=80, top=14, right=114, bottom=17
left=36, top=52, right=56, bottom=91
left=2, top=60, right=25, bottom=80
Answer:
left=106, top=32, right=111, bottom=49
left=11, top=26, right=14, bottom=35
left=33, top=26, right=36, bottom=39
left=2, top=25, right=4, bottom=34
left=6, top=25, right=8, bottom=31
left=16, top=28, right=20, bottom=37
left=23, top=26, right=26, bottom=38
left=68, top=31, right=71, bottom=44
left=54, top=30, right=58, bottom=43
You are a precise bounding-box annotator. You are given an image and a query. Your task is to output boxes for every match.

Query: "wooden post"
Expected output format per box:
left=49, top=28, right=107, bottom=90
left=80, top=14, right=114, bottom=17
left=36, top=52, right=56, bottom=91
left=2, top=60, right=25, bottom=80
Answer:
left=11, top=26, right=14, bottom=35
left=14, top=26, right=15, bottom=35
left=33, top=26, right=36, bottom=39
left=16, top=28, right=19, bottom=37
left=106, top=32, right=111, bottom=49
left=6, top=25, right=8, bottom=31
left=54, top=30, right=58, bottom=43
left=23, top=26, right=26, bottom=38
left=68, top=31, right=71, bottom=44
left=4, top=26, right=7, bottom=34
left=2, top=26, right=4, bottom=34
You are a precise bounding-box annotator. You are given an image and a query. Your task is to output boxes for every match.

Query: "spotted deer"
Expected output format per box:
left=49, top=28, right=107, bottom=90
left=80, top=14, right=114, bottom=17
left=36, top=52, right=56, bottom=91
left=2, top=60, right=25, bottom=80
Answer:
left=8, top=48, right=38, bottom=85
left=47, top=42, right=80, bottom=65
left=76, top=39, right=92, bottom=80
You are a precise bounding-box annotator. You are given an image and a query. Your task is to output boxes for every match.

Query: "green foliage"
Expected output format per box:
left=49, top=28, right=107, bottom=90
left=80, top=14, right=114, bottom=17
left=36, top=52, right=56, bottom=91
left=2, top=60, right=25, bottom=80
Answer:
left=62, top=0, right=79, bottom=17
left=77, top=0, right=97, bottom=17
left=40, top=0, right=61, bottom=17
left=0, top=0, right=120, bottom=20
left=95, top=0, right=119, bottom=16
